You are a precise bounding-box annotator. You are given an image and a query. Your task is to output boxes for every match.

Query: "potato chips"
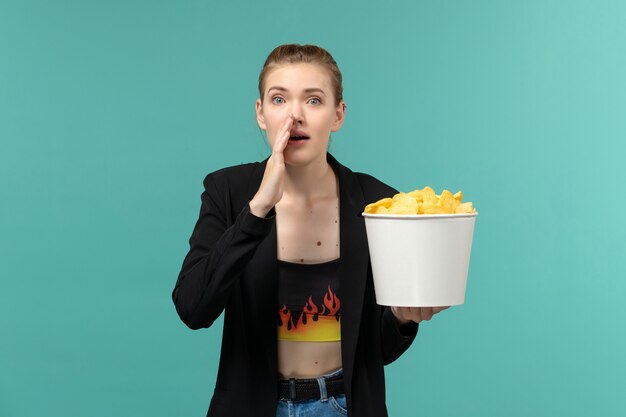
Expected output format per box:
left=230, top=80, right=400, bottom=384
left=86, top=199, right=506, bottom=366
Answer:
left=364, top=187, right=476, bottom=215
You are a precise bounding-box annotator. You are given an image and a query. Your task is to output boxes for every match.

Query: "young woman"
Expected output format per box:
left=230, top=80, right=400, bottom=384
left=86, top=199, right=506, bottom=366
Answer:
left=172, top=44, right=448, bottom=417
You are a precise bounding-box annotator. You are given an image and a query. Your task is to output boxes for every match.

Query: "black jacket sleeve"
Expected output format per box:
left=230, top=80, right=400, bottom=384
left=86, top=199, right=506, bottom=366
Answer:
left=380, top=306, right=419, bottom=364
left=172, top=173, right=274, bottom=330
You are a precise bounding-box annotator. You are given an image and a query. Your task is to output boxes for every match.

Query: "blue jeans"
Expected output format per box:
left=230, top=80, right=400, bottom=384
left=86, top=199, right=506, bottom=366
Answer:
left=276, top=368, right=348, bottom=416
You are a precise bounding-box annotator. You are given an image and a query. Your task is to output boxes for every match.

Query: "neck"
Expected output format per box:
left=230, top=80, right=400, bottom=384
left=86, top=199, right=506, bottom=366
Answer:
left=283, top=154, right=336, bottom=200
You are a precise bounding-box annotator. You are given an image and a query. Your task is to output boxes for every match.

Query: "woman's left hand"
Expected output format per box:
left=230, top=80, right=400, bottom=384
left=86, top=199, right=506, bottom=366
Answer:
left=390, top=306, right=450, bottom=325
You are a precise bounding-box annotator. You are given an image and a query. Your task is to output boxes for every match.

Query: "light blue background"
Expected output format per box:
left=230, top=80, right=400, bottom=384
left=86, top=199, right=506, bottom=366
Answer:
left=1, top=1, right=625, bottom=416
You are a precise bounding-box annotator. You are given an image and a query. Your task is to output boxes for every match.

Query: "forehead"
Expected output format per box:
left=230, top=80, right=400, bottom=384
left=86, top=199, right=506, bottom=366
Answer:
left=264, top=63, right=333, bottom=93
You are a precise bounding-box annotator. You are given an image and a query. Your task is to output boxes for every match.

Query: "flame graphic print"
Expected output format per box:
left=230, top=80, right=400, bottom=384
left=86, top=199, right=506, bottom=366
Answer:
left=278, top=285, right=341, bottom=341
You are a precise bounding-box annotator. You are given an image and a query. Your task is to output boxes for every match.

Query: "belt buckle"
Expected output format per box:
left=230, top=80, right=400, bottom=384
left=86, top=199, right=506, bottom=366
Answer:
left=289, top=378, right=297, bottom=401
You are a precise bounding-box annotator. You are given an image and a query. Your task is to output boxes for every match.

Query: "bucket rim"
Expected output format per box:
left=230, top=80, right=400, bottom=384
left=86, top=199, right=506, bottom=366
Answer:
left=362, top=212, right=478, bottom=219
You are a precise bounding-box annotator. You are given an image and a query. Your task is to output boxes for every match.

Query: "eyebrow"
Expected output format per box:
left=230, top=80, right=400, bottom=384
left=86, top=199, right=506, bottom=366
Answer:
left=267, top=86, right=327, bottom=96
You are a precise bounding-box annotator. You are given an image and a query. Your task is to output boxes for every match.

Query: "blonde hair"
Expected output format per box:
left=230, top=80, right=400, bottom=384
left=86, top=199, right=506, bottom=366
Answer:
left=258, top=44, right=344, bottom=107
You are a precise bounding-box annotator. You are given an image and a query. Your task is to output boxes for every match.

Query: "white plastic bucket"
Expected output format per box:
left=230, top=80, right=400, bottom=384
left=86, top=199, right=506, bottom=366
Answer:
left=362, top=213, right=477, bottom=306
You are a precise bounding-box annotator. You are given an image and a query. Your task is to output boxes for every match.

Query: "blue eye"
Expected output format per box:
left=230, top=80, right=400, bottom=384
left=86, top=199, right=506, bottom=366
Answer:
left=308, top=98, right=321, bottom=105
left=271, top=96, right=285, bottom=104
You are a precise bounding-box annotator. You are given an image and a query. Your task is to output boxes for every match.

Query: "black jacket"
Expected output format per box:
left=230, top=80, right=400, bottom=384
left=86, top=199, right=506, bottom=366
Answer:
left=172, top=153, right=418, bottom=417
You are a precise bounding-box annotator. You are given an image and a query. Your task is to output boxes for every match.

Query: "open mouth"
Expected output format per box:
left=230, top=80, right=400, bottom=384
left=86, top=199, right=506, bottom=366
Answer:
left=289, top=129, right=310, bottom=141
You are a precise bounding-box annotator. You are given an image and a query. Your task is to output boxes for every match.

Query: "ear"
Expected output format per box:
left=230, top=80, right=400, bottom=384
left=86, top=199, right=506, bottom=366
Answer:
left=330, top=101, right=346, bottom=132
left=255, top=99, right=267, bottom=130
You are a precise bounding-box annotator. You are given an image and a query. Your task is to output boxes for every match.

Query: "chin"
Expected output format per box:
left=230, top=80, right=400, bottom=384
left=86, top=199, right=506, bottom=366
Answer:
left=284, top=156, right=310, bottom=167
left=284, top=150, right=325, bottom=167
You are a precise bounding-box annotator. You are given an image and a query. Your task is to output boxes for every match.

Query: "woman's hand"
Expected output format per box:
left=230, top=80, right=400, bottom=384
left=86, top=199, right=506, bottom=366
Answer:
left=390, top=306, right=450, bottom=325
left=249, top=115, right=294, bottom=217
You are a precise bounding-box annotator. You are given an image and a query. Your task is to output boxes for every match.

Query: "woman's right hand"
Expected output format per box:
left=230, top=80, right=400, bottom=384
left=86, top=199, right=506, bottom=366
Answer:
left=249, top=114, right=294, bottom=218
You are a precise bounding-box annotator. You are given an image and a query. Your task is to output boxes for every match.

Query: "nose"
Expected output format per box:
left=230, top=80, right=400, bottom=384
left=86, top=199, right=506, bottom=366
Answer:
left=289, top=103, right=304, bottom=124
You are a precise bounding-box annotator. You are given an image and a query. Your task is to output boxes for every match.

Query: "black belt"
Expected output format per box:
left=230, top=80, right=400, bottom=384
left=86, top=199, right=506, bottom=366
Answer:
left=278, top=376, right=345, bottom=401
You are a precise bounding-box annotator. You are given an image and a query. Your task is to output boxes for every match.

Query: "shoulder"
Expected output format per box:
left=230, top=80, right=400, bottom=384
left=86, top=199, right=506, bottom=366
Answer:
left=354, top=172, right=397, bottom=194
left=353, top=171, right=398, bottom=202
left=202, top=161, right=265, bottom=188
left=328, top=153, right=398, bottom=204
left=202, top=160, right=266, bottom=199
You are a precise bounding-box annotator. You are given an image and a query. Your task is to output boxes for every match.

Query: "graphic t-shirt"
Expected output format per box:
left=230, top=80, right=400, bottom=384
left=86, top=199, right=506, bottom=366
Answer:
left=277, top=258, right=341, bottom=342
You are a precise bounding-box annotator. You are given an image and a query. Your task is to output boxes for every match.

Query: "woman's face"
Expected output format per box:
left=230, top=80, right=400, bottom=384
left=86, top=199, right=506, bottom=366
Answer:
left=256, top=63, right=345, bottom=166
